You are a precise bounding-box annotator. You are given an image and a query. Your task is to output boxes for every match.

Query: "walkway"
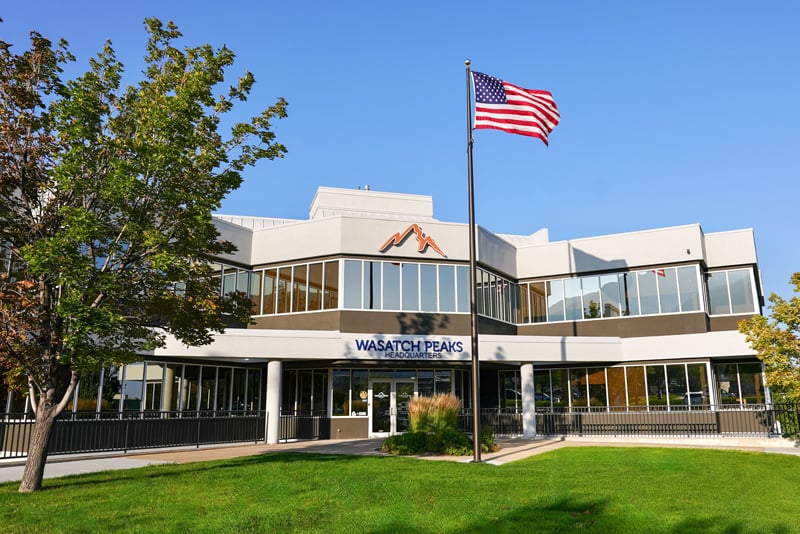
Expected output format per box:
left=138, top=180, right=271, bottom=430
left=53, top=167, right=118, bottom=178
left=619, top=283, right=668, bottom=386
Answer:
left=1, top=435, right=798, bottom=484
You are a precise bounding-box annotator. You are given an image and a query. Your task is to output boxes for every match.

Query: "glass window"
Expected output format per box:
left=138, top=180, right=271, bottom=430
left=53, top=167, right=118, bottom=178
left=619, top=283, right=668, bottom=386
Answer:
left=323, top=261, right=339, bottom=310
left=677, top=266, right=701, bottom=312
left=569, top=368, right=588, bottom=407
left=292, top=264, right=308, bottom=313
left=162, top=364, right=181, bottom=412
left=236, top=270, right=249, bottom=294
left=502, top=371, right=522, bottom=410
left=143, top=363, right=164, bottom=412
left=600, top=274, right=621, bottom=318
left=582, top=276, right=601, bottom=319
left=619, top=273, right=639, bottom=316
left=420, top=264, right=438, bottom=312
left=517, top=283, right=530, bottom=324
left=383, top=262, right=401, bottom=310
left=737, top=363, right=765, bottom=404
left=606, top=367, right=626, bottom=408
left=439, top=265, right=456, bottom=312
left=72, top=370, right=102, bottom=412
left=250, top=271, right=262, bottom=315
left=199, top=366, right=216, bottom=411
left=232, top=368, right=247, bottom=411
left=363, top=261, right=381, bottom=310
left=402, top=263, right=419, bottom=311
left=729, top=269, right=756, bottom=314
left=637, top=271, right=659, bottom=315
left=313, top=370, right=328, bottom=412
left=351, top=370, right=368, bottom=416
left=529, top=282, right=547, bottom=323
left=456, top=265, right=470, bottom=313
left=277, top=267, right=292, bottom=314
left=332, top=370, right=350, bottom=416
left=547, top=280, right=565, bottom=322
left=587, top=367, right=607, bottom=408
left=223, top=269, right=236, bottom=296
left=121, top=362, right=144, bottom=411
left=343, top=260, right=362, bottom=309
left=533, top=370, right=552, bottom=408
left=563, top=278, right=582, bottom=321
left=307, top=263, right=323, bottom=312
left=246, top=369, right=262, bottom=412
left=657, top=268, right=680, bottom=314
left=686, top=363, right=708, bottom=406
left=215, top=367, right=232, bottom=412
left=646, top=365, right=667, bottom=407
left=418, top=370, right=434, bottom=397
left=435, top=370, right=452, bottom=395
left=263, top=269, right=277, bottom=315
left=707, top=272, right=731, bottom=315
left=182, top=365, right=201, bottom=411
left=626, top=366, right=647, bottom=407
left=666, top=365, right=687, bottom=407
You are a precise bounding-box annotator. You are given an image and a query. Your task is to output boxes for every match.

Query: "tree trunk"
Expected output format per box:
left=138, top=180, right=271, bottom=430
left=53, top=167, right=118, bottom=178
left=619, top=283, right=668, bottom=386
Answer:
left=18, top=404, right=59, bottom=493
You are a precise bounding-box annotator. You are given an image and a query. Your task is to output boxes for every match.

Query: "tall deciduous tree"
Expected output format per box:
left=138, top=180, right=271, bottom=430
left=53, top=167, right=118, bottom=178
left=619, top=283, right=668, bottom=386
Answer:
left=0, top=19, right=287, bottom=492
left=739, top=273, right=800, bottom=401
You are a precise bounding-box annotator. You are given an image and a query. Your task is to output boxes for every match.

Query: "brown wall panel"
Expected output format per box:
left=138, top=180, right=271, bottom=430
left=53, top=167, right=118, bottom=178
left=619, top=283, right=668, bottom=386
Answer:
left=251, top=312, right=341, bottom=331
left=518, top=312, right=710, bottom=338
left=329, top=417, right=369, bottom=439
left=709, top=315, right=752, bottom=332
left=339, top=311, right=471, bottom=335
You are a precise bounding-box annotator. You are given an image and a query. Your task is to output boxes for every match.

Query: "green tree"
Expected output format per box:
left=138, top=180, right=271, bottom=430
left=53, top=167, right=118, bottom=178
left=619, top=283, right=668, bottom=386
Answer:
left=0, top=19, right=287, bottom=492
left=739, top=273, right=800, bottom=401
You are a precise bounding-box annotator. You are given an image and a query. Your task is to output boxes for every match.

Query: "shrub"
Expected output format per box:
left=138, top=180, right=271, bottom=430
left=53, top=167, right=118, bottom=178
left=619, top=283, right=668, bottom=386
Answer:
left=408, top=394, right=461, bottom=434
left=440, top=429, right=473, bottom=456
left=381, top=432, right=428, bottom=455
left=480, top=425, right=499, bottom=453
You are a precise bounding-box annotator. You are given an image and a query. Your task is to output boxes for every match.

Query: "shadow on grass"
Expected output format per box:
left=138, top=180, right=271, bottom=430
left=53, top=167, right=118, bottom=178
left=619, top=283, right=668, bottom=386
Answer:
left=20, top=452, right=379, bottom=492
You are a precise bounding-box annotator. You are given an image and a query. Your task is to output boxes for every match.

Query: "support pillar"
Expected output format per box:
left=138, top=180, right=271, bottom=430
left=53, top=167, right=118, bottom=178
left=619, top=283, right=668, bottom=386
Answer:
left=266, top=360, right=282, bottom=444
left=520, top=363, right=536, bottom=438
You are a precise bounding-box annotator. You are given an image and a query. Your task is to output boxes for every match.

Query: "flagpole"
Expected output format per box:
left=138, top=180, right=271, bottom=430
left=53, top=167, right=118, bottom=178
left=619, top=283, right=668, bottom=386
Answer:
left=465, top=59, right=481, bottom=463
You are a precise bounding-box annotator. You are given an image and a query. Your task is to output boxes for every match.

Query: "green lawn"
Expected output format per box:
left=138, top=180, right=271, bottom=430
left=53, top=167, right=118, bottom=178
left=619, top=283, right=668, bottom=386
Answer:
left=1, top=447, right=798, bottom=533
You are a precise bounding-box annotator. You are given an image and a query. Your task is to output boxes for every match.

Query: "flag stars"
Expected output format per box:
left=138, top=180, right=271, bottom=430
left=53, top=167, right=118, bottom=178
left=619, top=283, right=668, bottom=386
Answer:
left=473, top=72, right=508, bottom=104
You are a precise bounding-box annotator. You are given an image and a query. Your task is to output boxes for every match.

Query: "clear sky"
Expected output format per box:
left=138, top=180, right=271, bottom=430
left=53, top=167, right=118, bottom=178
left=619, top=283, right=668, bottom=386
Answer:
left=3, top=1, right=798, bottom=302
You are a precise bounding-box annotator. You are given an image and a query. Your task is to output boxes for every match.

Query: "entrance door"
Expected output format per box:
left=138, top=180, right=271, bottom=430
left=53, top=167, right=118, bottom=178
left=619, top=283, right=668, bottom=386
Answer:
left=370, top=380, right=416, bottom=436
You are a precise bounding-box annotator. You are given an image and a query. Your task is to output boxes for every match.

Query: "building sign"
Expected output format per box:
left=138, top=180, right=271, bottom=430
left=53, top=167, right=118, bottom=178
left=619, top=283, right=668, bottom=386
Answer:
left=352, top=337, right=466, bottom=360
left=379, top=224, right=446, bottom=258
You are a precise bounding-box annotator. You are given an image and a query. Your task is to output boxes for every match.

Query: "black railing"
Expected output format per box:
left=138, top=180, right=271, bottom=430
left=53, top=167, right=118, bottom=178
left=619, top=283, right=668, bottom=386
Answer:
left=1, top=410, right=266, bottom=460
left=279, top=410, right=330, bottom=441
left=459, top=408, right=523, bottom=437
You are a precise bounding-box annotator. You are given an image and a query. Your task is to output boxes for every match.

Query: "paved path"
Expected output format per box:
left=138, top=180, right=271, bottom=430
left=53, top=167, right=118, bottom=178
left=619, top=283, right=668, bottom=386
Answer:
left=2, top=435, right=798, bottom=484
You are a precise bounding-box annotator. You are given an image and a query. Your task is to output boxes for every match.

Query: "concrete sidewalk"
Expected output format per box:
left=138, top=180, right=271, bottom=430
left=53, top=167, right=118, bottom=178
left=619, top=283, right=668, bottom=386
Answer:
left=2, top=435, right=798, bottom=484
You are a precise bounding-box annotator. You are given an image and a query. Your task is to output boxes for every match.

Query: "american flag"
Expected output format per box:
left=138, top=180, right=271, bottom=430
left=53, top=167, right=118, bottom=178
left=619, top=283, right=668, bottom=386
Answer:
left=471, top=71, right=560, bottom=145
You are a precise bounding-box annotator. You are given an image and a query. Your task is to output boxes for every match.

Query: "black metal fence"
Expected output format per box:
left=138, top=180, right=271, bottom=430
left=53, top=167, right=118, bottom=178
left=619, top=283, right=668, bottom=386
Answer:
left=279, top=411, right=330, bottom=441
left=461, top=403, right=800, bottom=439
left=1, top=411, right=266, bottom=460
left=3, top=404, right=798, bottom=460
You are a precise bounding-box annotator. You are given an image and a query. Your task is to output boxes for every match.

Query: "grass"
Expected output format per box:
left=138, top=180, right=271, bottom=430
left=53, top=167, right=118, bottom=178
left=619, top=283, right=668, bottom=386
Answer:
left=1, top=447, right=799, bottom=533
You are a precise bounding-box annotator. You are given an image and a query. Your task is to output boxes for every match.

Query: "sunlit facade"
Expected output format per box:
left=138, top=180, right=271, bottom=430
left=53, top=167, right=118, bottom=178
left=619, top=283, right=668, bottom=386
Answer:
left=1, top=187, right=766, bottom=441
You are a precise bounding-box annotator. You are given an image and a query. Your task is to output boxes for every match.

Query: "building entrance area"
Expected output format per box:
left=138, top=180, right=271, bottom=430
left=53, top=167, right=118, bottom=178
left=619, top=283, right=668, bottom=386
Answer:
left=369, top=380, right=415, bottom=436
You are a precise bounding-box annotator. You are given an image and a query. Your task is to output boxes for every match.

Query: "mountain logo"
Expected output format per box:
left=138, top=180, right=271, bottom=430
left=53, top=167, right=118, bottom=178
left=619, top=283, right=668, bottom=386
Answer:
left=379, top=224, right=446, bottom=257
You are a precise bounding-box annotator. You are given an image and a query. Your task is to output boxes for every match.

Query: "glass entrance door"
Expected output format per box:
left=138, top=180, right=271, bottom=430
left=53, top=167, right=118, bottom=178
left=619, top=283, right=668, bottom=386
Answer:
left=370, top=380, right=416, bottom=436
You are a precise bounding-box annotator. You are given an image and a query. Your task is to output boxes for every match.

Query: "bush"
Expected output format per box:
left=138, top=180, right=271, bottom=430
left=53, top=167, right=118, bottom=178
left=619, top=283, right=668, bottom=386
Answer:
left=440, top=429, right=473, bottom=456
left=408, top=394, right=461, bottom=434
left=480, top=425, right=499, bottom=453
left=380, top=432, right=428, bottom=455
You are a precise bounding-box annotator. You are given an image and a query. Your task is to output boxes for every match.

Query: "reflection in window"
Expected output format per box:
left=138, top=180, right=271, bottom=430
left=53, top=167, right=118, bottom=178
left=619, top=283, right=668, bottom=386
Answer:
left=547, top=280, right=565, bottom=322
left=707, top=271, right=731, bottom=315
left=638, top=270, right=659, bottom=315
left=582, top=276, right=601, bottom=319
left=263, top=269, right=276, bottom=315
left=600, top=274, right=620, bottom=317
left=564, top=278, right=582, bottom=321
left=677, top=266, right=701, bottom=312
left=343, top=260, right=362, bottom=309
left=607, top=367, right=626, bottom=407
left=587, top=367, right=607, bottom=407
left=569, top=368, right=587, bottom=407
left=401, top=263, right=419, bottom=311
left=420, top=264, right=438, bottom=312
left=277, top=268, right=292, bottom=313
left=658, top=268, right=680, bottom=314
left=307, top=263, right=323, bottom=311
left=439, top=265, right=456, bottom=312
left=619, top=273, right=639, bottom=316
left=626, top=366, right=647, bottom=407
left=383, top=262, right=400, bottom=310
left=456, top=266, right=470, bottom=313
left=363, top=261, right=381, bottom=310
left=323, top=261, right=339, bottom=310
left=728, top=269, right=756, bottom=314
left=293, top=264, right=308, bottom=313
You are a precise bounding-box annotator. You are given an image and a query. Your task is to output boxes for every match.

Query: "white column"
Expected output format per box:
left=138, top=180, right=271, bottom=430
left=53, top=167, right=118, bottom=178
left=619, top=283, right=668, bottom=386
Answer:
left=520, top=363, right=536, bottom=438
left=266, top=360, right=282, bottom=444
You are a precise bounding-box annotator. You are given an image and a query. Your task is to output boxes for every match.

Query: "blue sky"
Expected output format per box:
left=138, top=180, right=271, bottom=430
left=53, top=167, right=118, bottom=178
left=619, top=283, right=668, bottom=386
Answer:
left=3, top=2, right=798, bottom=301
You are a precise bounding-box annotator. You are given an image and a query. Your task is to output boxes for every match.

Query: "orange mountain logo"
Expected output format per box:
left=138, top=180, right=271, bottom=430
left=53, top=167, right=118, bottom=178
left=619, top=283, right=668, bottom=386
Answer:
left=379, top=224, right=446, bottom=258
